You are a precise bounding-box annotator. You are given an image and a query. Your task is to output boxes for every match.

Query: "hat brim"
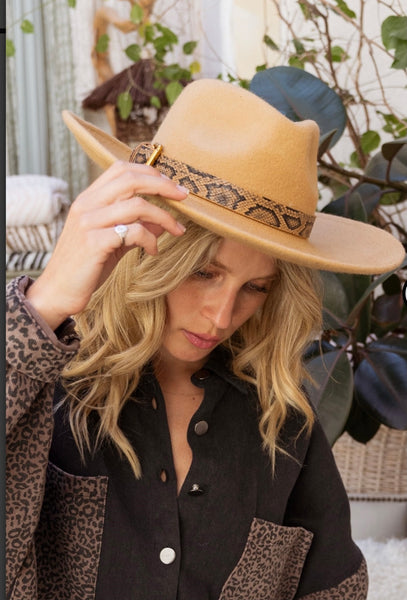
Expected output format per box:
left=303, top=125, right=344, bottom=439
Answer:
left=63, top=110, right=405, bottom=275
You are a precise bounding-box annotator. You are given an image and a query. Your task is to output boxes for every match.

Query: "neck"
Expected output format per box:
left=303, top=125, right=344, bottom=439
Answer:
left=154, top=352, right=207, bottom=393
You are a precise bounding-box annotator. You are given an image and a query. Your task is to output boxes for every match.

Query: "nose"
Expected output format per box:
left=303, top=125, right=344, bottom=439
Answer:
left=201, top=286, right=238, bottom=331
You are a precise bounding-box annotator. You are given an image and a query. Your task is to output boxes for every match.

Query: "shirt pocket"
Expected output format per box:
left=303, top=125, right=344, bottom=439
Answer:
left=218, top=516, right=313, bottom=600
left=35, top=461, right=109, bottom=600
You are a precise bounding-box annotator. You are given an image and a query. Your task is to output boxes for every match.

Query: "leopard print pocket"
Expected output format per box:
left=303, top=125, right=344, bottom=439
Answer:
left=219, top=517, right=313, bottom=600
left=35, top=461, right=109, bottom=600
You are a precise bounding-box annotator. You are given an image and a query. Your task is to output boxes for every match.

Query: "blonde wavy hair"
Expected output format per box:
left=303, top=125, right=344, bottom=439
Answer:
left=61, top=202, right=322, bottom=478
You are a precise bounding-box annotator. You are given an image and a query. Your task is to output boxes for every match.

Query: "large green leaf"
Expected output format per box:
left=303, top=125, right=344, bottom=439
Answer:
left=304, top=349, right=353, bottom=444
left=250, top=66, right=346, bottom=147
left=382, top=273, right=402, bottom=295
left=354, top=350, right=407, bottom=429
left=381, top=16, right=407, bottom=69
left=382, top=16, right=407, bottom=48
left=320, top=271, right=349, bottom=328
left=344, top=401, right=381, bottom=443
left=372, top=294, right=403, bottom=330
left=367, top=336, right=407, bottom=356
left=365, top=144, right=407, bottom=182
left=335, top=273, right=372, bottom=342
left=304, top=340, right=336, bottom=361
left=346, top=255, right=407, bottom=326
left=382, top=137, right=407, bottom=161
left=372, top=275, right=404, bottom=331
left=322, top=190, right=367, bottom=222
left=352, top=183, right=384, bottom=217
left=324, top=183, right=386, bottom=219
left=318, top=129, right=337, bottom=159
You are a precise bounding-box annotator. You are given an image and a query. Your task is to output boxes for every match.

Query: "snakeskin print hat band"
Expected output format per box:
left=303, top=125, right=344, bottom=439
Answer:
left=63, top=78, right=404, bottom=274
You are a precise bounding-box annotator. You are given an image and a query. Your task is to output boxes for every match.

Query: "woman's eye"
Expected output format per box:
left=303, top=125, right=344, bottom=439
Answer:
left=193, top=270, right=214, bottom=280
left=245, top=282, right=270, bottom=294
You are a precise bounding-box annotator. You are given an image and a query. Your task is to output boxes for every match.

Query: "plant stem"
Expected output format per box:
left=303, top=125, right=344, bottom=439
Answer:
left=318, top=158, right=407, bottom=192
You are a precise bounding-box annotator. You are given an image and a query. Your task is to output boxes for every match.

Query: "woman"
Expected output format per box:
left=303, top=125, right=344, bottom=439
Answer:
left=6, top=79, right=405, bottom=600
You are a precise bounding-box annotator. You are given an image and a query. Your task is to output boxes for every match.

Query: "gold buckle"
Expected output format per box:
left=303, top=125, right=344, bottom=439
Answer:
left=145, top=144, right=163, bottom=166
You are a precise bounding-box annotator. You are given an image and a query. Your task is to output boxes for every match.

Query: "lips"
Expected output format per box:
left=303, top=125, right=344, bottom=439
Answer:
left=183, top=330, right=221, bottom=350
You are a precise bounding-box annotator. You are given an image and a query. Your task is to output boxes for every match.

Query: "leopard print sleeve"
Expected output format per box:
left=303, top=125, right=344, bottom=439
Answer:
left=6, top=275, right=79, bottom=431
left=6, top=275, right=80, bottom=599
left=299, top=558, right=368, bottom=599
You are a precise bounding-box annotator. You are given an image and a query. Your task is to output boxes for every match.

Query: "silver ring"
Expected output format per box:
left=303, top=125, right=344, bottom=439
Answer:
left=114, top=224, right=129, bottom=246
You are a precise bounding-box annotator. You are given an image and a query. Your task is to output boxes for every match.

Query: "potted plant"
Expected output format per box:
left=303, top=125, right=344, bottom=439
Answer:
left=82, top=0, right=199, bottom=143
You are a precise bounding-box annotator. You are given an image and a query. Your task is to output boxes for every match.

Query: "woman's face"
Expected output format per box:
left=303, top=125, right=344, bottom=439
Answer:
left=159, top=238, right=278, bottom=371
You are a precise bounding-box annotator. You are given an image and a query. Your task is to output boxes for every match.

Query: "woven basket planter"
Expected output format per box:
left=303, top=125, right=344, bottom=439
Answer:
left=114, top=107, right=169, bottom=146
left=333, top=425, right=407, bottom=498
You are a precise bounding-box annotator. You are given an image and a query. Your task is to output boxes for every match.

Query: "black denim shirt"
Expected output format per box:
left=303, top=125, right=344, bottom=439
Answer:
left=48, top=348, right=366, bottom=600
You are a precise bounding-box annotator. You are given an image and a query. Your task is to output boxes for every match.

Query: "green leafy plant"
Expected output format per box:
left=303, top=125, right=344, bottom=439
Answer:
left=7, top=1, right=199, bottom=123
left=245, top=0, right=407, bottom=446
left=114, top=20, right=198, bottom=115
left=382, top=15, right=407, bottom=69
left=250, top=63, right=407, bottom=446
left=89, top=2, right=199, bottom=122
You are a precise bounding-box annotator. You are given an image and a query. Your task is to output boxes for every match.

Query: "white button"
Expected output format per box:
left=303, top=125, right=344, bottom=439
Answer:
left=159, top=547, right=176, bottom=564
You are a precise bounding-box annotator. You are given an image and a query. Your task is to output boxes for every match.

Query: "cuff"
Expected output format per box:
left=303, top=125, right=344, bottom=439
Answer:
left=6, top=276, right=80, bottom=382
left=300, top=558, right=368, bottom=600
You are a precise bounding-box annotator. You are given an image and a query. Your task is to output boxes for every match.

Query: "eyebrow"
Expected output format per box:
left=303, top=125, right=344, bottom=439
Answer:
left=210, top=259, right=277, bottom=280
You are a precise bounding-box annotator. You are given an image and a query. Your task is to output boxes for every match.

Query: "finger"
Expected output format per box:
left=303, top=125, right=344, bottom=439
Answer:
left=85, top=161, right=163, bottom=193
left=139, top=220, right=166, bottom=237
left=75, top=169, right=188, bottom=212
left=109, top=221, right=161, bottom=255
left=79, top=195, right=187, bottom=238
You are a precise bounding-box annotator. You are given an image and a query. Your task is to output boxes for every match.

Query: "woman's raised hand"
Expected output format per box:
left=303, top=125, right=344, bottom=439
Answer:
left=26, top=162, right=189, bottom=331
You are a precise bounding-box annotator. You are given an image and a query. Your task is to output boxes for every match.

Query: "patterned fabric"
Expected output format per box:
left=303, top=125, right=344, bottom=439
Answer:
left=6, top=212, right=67, bottom=253
left=130, top=143, right=315, bottom=239
left=301, top=559, right=368, bottom=599
left=6, top=252, right=52, bottom=272
left=219, top=517, right=313, bottom=600
left=35, top=462, right=108, bottom=600
left=6, top=276, right=79, bottom=599
left=6, top=174, right=70, bottom=227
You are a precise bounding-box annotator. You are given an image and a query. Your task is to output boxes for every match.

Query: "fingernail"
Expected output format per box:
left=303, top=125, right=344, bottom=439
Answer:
left=177, top=222, right=186, bottom=233
left=176, top=184, right=189, bottom=195
left=161, top=173, right=170, bottom=180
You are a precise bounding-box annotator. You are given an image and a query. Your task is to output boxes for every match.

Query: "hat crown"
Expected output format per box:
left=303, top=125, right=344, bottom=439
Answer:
left=153, top=79, right=320, bottom=215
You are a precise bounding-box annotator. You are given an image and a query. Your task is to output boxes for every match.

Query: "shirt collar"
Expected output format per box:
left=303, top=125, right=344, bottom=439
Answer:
left=202, top=345, right=252, bottom=396
left=140, top=346, right=253, bottom=397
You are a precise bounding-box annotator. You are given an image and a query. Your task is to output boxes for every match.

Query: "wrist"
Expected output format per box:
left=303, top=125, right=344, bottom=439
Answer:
left=26, top=279, right=71, bottom=332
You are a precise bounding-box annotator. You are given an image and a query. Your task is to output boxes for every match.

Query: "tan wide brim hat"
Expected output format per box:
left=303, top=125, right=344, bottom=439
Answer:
left=63, top=79, right=405, bottom=274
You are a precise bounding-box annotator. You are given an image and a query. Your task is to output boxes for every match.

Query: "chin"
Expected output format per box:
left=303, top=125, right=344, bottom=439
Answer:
left=160, top=341, right=213, bottom=367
